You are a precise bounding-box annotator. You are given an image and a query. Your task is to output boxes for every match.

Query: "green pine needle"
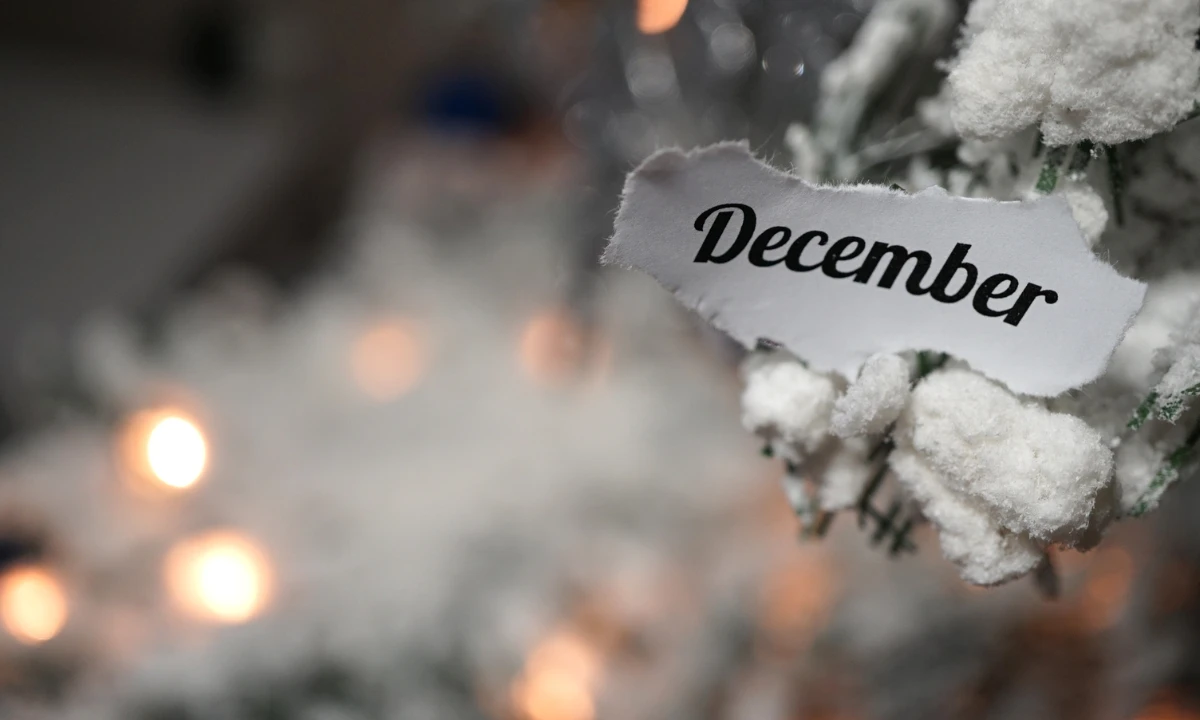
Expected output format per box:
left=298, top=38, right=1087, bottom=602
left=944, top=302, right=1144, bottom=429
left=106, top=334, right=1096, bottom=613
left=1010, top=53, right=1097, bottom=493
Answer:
left=1155, top=382, right=1200, bottom=423
left=1129, top=416, right=1200, bottom=517
left=1035, top=145, right=1069, bottom=193
left=915, top=351, right=949, bottom=380
left=1129, top=391, right=1159, bottom=430
left=1129, top=383, right=1200, bottom=429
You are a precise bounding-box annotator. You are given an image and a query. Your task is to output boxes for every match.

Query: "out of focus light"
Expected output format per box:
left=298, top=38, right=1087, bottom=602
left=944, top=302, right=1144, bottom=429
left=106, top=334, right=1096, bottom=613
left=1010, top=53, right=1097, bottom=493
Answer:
left=1078, top=546, right=1134, bottom=632
left=166, top=531, right=270, bottom=624
left=1137, top=691, right=1200, bottom=720
left=761, top=44, right=806, bottom=78
left=626, top=52, right=677, bottom=101
left=0, top=565, right=68, bottom=645
left=350, top=318, right=426, bottom=401
left=148, top=416, right=208, bottom=488
left=708, top=23, right=756, bottom=73
left=637, top=0, right=688, bottom=34
left=121, top=409, right=208, bottom=491
left=759, top=550, right=837, bottom=641
left=512, top=630, right=601, bottom=720
left=519, top=309, right=611, bottom=386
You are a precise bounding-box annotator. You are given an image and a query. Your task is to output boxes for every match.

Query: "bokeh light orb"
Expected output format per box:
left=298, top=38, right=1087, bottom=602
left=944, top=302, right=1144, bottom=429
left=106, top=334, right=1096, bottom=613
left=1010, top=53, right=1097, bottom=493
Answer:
left=350, top=318, right=426, bottom=401
left=518, top=308, right=613, bottom=388
left=511, top=630, right=601, bottom=720
left=518, top=309, right=592, bottom=385
left=638, top=0, right=688, bottom=34
left=165, top=530, right=270, bottom=624
left=0, top=565, right=68, bottom=645
left=146, top=416, right=208, bottom=488
left=121, top=409, right=209, bottom=491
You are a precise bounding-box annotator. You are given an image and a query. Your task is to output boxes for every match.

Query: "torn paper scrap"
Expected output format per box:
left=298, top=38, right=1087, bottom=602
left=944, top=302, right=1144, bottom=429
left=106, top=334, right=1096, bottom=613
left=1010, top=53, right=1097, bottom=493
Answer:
left=603, top=143, right=1146, bottom=396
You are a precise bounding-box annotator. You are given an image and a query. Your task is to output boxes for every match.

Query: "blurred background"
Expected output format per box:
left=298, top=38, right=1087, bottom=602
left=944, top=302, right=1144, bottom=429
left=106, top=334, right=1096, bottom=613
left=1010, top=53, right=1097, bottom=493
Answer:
left=0, top=1, right=1199, bottom=718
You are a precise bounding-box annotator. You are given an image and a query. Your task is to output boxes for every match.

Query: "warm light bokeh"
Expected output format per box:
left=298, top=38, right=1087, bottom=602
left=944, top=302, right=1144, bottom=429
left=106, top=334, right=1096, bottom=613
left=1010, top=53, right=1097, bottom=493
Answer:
left=1078, top=546, right=1135, bottom=632
left=121, top=409, right=209, bottom=491
left=147, top=416, right=208, bottom=488
left=165, top=531, right=270, bottom=624
left=1137, top=691, right=1200, bottom=720
left=637, top=0, right=688, bottom=34
left=350, top=318, right=426, bottom=401
left=0, top=565, right=68, bottom=645
left=518, top=309, right=610, bottom=386
left=759, top=549, right=837, bottom=641
left=511, top=630, right=602, bottom=720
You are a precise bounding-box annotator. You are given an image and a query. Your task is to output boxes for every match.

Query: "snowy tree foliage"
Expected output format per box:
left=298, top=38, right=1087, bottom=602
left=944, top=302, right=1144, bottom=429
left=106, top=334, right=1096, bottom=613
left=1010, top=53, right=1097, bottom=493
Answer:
left=744, top=0, right=1200, bottom=586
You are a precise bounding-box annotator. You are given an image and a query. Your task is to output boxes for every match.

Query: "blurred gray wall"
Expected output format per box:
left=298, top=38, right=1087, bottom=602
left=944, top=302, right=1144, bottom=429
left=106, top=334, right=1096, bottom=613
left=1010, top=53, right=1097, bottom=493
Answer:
left=0, top=0, right=445, bottom=422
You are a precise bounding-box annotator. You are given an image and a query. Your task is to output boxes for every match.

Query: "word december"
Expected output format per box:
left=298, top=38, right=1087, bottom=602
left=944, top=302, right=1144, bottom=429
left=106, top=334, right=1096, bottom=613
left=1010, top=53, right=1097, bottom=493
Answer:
left=693, top=203, right=1058, bottom=327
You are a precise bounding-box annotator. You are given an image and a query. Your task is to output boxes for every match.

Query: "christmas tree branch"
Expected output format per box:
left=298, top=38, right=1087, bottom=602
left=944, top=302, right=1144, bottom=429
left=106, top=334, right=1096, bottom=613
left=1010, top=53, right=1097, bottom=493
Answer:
left=1128, top=413, right=1200, bottom=517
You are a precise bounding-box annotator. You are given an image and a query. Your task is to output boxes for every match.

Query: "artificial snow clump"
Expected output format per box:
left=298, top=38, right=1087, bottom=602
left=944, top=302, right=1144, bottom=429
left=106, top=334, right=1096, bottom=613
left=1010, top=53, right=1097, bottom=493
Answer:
left=812, top=435, right=875, bottom=510
left=1058, top=179, right=1109, bottom=249
left=890, top=448, right=1043, bottom=585
left=893, top=369, right=1114, bottom=583
left=900, top=369, right=1113, bottom=542
left=1155, top=346, right=1200, bottom=423
left=948, top=0, right=1200, bottom=146
left=1107, top=296, right=1200, bottom=515
left=741, top=353, right=836, bottom=455
left=1150, top=304, right=1200, bottom=422
left=781, top=471, right=816, bottom=525
left=773, top=421, right=874, bottom=517
left=1113, top=434, right=1171, bottom=515
left=831, top=353, right=911, bottom=438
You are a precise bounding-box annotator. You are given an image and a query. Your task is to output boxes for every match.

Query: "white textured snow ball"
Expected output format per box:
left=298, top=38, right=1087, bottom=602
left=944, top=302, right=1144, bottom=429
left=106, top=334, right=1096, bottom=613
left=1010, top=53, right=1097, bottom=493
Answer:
left=946, top=0, right=1050, bottom=141
left=741, top=355, right=836, bottom=454
left=948, top=0, right=1200, bottom=145
left=899, top=369, right=1113, bottom=543
left=890, top=447, right=1043, bottom=585
left=831, top=353, right=911, bottom=438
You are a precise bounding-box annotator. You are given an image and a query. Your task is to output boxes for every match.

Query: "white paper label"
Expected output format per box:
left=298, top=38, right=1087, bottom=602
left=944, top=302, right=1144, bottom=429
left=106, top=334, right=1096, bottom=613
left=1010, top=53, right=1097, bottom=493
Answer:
left=603, top=143, right=1147, bottom=396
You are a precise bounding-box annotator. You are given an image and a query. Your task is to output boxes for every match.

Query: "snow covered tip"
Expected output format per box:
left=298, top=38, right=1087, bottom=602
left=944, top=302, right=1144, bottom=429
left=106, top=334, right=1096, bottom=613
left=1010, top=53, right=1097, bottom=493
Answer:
left=893, top=369, right=1114, bottom=585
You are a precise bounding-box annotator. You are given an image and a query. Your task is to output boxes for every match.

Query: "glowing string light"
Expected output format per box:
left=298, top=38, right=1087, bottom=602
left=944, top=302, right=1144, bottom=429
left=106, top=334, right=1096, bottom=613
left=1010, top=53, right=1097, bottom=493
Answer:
left=147, top=415, right=208, bottom=489
left=511, top=630, right=601, bottom=720
left=0, top=565, right=68, bottom=645
left=121, top=409, right=209, bottom=491
left=165, top=531, right=270, bottom=624
left=637, top=0, right=688, bottom=34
